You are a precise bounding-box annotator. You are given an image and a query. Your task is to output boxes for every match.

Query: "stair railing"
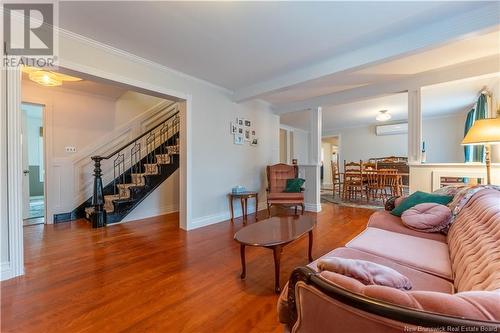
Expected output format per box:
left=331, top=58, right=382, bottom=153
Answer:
left=89, top=109, right=180, bottom=228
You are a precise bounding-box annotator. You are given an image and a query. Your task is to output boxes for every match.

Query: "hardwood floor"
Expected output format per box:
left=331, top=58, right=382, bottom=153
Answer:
left=1, top=203, right=373, bottom=333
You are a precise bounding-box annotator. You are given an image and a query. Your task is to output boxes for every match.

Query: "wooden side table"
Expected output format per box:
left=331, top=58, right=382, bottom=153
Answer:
left=228, top=191, right=258, bottom=223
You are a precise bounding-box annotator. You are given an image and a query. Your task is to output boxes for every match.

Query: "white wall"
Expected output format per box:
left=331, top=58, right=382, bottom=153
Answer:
left=189, top=99, right=279, bottom=227
left=279, top=124, right=310, bottom=165
left=22, top=82, right=118, bottom=158
left=422, top=113, right=467, bottom=163
left=325, top=113, right=471, bottom=169
left=122, top=170, right=179, bottom=222
left=292, top=130, right=309, bottom=164
left=21, top=81, right=179, bottom=222
left=55, top=30, right=279, bottom=229
left=325, top=125, right=407, bottom=170
left=115, top=91, right=164, bottom=127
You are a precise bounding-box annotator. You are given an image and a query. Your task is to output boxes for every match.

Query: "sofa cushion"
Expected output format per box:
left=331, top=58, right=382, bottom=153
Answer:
left=346, top=228, right=452, bottom=280
left=267, top=192, right=304, bottom=202
left=447, top=188, right=500, bottom=292
left=401, top=203, right=452, bottom=233
left=391, top=191, right=453, bottom=217
left=284, top=178, right=305, bottom=193
left=309, top=248, right=453, bottom=293
left=368, top=210, right=447, bottom=243
left=317, top=257, right=412, bottom=290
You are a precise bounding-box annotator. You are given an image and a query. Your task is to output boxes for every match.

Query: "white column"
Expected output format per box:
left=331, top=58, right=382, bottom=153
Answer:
left=179, top=99, right=192, bottom=230
left=408, top=88, right=422, bottom=164
left=1, top=66, right=24, bottom=280
left=300, top=107, right=322, bottom=212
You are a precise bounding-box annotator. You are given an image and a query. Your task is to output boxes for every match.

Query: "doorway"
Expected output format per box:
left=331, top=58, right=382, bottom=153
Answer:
left=21, top=103, right=45, bottom=226
left=321, top=136, right=340, bottom=190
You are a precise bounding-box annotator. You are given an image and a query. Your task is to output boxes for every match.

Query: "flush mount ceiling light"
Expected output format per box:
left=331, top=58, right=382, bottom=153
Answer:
left=376, top=110, right=392, bottom=122
left=22, top=66, right=82, bottom=87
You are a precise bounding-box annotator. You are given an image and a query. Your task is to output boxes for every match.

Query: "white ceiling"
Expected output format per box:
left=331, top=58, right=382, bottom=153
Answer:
left=59, top=1, right=491, bottom=91
left=264, top=31, right=500, bottom=105
left=280, top=74, right=500, bottom=132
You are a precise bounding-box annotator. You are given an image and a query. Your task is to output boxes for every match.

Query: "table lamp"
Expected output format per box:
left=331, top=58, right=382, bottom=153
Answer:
left=461, top=118, right=500, bottom=185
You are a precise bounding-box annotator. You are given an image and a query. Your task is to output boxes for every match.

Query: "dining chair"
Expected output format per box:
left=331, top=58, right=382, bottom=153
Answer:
left=343, top=160, right=364, bottom=200
left=378, top=169, right=400, bottom=201
left=331, top=161, right=343, bottom=197
left=364, top=170, right=382, bottom=201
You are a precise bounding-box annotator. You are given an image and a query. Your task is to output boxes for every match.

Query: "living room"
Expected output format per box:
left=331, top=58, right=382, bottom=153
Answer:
left=1, top=2, right=499, bottom=332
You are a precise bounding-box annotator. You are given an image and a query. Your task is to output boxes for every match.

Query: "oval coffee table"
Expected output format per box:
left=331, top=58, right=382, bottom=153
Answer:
left=234, top=215, right=315, bottom=293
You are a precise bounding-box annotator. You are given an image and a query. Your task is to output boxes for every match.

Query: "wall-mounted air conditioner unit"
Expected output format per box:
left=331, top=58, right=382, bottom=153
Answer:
left=375, top=123, right=408, bottom=136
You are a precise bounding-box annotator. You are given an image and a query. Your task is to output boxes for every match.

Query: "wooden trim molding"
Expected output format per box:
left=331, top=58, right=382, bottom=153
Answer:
left=286, top=267, right=500, bottom=331
left=3, top=67, right=24, bottom=280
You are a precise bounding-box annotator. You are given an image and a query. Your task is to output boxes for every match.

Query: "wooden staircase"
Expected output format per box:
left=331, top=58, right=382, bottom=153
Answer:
left=80, top=111, right=180, bottom=227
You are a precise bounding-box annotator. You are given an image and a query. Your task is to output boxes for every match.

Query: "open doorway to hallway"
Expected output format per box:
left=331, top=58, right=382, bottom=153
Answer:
left=20, top=66, right=183, bottom=227
left=321, top=136, right=339, bottom=192
left=21, top=103, right=45, bottom=226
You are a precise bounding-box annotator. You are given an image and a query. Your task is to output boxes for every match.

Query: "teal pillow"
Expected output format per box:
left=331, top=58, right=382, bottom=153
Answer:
left=284, top=178, right=305, bottom=193
left=391, top=191, right=453, bottom=217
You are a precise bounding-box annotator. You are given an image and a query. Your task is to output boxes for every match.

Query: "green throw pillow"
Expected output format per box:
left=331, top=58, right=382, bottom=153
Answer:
left=391, top=191, right=453, bottom=217
left=284, top=178, right=305, bottom=193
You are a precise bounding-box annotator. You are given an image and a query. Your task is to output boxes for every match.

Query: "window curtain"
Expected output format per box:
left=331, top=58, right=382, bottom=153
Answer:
left=473, top=94, right=488, bottom=162
left=463, top=108, right=475, bottom=162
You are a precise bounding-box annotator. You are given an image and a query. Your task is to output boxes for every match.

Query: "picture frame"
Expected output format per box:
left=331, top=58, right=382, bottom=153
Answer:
left=234, top=134, right=244, bottom=145
left=244, top=120, right=251, bottom=127
left=230, top=122, right=237, bottom=134
left=251, top=138, right=258, bottom=146
left=238, top=127, right=244, bottom=135
left=237, top=117, right=244, bottom=126
left=244, top=129, right=251, bottom=141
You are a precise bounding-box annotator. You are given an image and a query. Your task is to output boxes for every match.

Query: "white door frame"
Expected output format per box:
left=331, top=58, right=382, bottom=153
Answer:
left=20, top=102, right=47, bottom=222
left=2, top=60, right=192, bottom=280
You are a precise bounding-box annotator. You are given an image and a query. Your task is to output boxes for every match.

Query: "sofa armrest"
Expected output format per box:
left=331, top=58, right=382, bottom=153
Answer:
left=384, top=196, right=400, bottom=211
left=282, top=267, right=500, bottom=332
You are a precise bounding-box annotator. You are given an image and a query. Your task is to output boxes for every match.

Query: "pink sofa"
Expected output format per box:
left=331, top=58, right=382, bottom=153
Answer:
left=278, top=188, right=500, bottom=332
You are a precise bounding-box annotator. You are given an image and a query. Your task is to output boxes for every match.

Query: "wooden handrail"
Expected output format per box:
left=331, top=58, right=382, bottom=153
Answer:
left=88, top=109, right=180, bottom=228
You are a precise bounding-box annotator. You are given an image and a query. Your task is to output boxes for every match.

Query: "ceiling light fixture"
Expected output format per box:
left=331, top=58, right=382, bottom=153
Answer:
left=376, top=110, right=391, bottom=122
left=22, top=66, right=82, bottom=87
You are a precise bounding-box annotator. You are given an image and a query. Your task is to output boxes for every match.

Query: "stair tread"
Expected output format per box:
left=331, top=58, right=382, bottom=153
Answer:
left=83, top=134, right=180, bottom=225
left=117, top=183, right=144, bottom=188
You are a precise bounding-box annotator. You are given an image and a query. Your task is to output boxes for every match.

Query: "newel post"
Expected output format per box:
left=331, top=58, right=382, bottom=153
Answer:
left=90, top=156, right=106, bottom=228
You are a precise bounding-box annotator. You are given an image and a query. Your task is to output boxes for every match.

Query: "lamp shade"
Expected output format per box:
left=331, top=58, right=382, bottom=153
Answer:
left=462, top=118, right=500, bottom=145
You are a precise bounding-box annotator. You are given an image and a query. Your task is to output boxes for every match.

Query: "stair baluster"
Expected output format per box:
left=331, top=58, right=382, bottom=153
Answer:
left=131, top=141, right=141, bottom=185
left=88, top=109, right=179, bottom=228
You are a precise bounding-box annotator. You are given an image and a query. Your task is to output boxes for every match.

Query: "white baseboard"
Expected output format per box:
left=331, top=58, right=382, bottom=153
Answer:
left=1, top=262, right=13, bottom=281
left=304, top=203, right=322, bottom=212
left=118, top=203, right=179, bottom=224
left=189, top=211, right=231, bottom=230
left=188, top=202, right=268, bottom=230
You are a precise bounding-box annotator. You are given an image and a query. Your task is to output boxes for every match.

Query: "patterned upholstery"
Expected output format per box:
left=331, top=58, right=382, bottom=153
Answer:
left=267, top=164, right=298, bottom=193
left=447, top=189, right=500, bottom=292
left=266, top=164, right=304, bottom=215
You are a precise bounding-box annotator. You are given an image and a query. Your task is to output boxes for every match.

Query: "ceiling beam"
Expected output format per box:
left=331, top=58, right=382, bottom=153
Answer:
left=233, top=3, right=500, bottom=103
left=274, top=55, right=500, bottom=114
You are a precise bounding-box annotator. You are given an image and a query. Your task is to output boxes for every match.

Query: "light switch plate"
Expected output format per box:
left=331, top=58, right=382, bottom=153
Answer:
left=65, top=146, right=76, bottom=153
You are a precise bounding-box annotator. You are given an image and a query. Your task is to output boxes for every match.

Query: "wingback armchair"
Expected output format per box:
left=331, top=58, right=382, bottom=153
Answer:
left=266, top=164, right=305, bottom=217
